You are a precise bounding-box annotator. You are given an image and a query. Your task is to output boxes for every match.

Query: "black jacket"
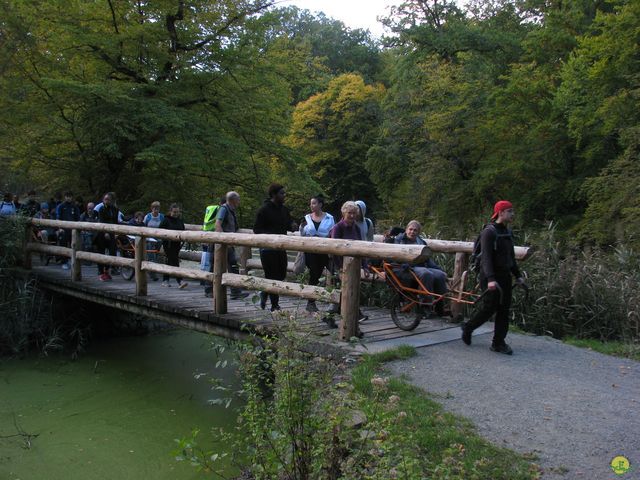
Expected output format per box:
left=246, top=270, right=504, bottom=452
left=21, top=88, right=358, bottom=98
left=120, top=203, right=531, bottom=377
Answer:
left=160, top=215, right=185, bottom=254
left=480, top=222, right=521, bottom=282
left=98, top=205, right=120, bottom=225
left=253, top=200, right=294, bottom=235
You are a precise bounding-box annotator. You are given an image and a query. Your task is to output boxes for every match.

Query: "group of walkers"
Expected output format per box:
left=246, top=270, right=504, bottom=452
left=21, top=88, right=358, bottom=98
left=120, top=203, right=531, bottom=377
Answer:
left=6, top=184, right=524, bottom=353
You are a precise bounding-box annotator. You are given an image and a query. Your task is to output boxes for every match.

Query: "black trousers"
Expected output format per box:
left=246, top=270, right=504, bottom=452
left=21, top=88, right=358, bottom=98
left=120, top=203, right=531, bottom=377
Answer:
left=95, top=233, right=116, bottom=274
left=260, top=249, right=288, bottom=307
left=163, top=247, right=182, bottom=283
left=305, top=252, right=329, bottom=286
left=465, top=272, right=512, bottom=346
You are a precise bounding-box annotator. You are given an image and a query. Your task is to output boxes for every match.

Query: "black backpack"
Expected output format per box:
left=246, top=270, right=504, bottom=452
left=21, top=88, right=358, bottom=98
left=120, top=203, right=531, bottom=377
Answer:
left=470, top=224, right=513, bottom=273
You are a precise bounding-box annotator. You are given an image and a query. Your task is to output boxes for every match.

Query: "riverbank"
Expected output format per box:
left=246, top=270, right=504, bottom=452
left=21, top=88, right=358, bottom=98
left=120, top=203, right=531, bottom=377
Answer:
left=387, top=332, right=639, bottom=479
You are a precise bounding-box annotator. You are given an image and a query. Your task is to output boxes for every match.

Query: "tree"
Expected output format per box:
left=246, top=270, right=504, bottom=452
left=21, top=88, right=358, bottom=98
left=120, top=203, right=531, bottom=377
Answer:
left=0, top=0, right=315, bottom=221
left=287, top=74, right=385, bottom=214
left=557, top=0, right=640, bottom=245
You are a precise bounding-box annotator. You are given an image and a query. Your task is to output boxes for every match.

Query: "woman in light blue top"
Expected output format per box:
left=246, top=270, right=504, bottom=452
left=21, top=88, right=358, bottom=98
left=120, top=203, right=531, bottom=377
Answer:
left=299, top=194, right=335, bottom=312
left=143, top=201, right=164, bottom=281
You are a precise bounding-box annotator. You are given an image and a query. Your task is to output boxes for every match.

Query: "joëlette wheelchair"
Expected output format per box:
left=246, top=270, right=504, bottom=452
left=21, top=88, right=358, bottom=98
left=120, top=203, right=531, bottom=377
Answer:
left=369, top=261, right=484, bottom=331
left=115, top=235, right=161, bottom=281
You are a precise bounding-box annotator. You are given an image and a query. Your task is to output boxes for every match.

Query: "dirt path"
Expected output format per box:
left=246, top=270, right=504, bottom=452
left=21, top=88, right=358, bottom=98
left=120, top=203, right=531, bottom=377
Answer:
left=387, top=331, right=639, bottom=479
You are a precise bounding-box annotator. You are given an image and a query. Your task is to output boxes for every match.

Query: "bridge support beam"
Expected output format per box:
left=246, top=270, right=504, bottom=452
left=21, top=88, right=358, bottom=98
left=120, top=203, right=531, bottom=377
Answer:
left=135, top=236, right=147, bottom=296
left=23, top=224, right=32, bottom=270
left=450, top=252, right=469, bottom=321
left=71, top=229, right=82, bottom=282
left=339, top=256, right=360, bottom=341
left=214, top=243, right=228, bottom=314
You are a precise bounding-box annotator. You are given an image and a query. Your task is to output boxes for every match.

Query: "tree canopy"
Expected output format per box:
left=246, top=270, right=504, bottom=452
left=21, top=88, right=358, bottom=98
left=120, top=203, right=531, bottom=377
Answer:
left=1, top=0, right=638, bottom=246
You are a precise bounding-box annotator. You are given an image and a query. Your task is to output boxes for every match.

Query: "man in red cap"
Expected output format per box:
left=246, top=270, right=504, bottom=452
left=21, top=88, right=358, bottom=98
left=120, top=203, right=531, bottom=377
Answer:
left=461, top=200, right=525, bottom=354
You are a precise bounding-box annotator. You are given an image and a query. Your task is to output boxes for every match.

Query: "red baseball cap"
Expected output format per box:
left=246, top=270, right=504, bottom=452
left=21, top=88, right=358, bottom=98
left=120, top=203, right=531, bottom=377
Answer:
left=491, top=200, right=513, bottom=219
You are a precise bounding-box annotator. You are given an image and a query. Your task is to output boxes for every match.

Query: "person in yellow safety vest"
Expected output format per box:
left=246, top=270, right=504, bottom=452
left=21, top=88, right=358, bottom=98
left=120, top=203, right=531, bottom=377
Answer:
left=202, top=196, right=226, bottom=296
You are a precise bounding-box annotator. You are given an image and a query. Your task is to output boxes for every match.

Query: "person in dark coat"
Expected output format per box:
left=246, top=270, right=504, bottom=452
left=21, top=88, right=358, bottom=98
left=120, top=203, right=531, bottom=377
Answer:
left=253, top=183, right=296, bottom=311
left=95, top=192, right=121, bottom=281
left=461, top=200, right=525, bottom=355
left=160, top=203, right=188, bottom=289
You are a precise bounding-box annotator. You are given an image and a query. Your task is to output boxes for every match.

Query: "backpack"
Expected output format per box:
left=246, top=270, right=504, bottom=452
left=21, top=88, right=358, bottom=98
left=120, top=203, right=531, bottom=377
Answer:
left=0, top=201, right=16, bottom=216
left=470, top=224, right=513, bottom=272
left=203, top=204, right=220, bottom=231
left=384, top=226, right=405, bottom=244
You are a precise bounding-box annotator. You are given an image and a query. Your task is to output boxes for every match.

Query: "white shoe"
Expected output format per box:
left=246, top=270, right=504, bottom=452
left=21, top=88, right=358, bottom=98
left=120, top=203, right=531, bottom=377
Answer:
left=162, top=281, right=171, bottom=287
left=62, top=262, right=70, bottom=270
left=178, top=281, right=188, bottom=289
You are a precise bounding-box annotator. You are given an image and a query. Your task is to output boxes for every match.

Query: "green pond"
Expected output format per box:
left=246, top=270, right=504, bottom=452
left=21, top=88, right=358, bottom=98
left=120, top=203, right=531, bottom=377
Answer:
left=0, top=329, right=240, bottom=480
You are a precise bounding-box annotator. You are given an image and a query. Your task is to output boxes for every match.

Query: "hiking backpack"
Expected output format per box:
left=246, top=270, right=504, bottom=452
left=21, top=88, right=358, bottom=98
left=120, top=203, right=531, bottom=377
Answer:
left=0, top=201, right=16, bottom=216
left=202, top=204, right=220, bottom=231
left=469, top=224, right=513, bottom=273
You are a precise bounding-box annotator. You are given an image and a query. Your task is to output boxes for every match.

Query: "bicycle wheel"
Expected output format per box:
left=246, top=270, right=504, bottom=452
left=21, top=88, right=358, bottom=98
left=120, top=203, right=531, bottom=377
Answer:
left=390, top=293, right=422, bottom=331
left=121, top=266, right=135, bottom=281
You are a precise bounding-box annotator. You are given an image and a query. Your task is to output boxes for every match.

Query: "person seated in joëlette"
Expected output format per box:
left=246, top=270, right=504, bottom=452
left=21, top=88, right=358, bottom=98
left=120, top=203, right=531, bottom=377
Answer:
left=393, top=220, right=449, bottom=317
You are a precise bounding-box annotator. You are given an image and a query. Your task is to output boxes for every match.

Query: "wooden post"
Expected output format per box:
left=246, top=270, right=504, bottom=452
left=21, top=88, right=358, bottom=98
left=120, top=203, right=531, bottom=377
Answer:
left=339, top=256, right=360, bottom=341
left=450, top=252, right=469, bottom=321
left=213, top=243, right=228, bottom=314
left=239, top=245, right=251, bottom=275
left=71, top=229, right=82, bottom=281
left=23, top=223, right=32, bottom=270
left=135, top=236, right=147, bottom=296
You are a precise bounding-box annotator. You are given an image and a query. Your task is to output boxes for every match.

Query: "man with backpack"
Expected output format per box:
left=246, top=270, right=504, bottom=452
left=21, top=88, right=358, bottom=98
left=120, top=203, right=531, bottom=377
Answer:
left=202, top=195, right=225, bottom=297
left=461, top=200, right=525, bottom=355
left=215, top=191, right=248, bottom=300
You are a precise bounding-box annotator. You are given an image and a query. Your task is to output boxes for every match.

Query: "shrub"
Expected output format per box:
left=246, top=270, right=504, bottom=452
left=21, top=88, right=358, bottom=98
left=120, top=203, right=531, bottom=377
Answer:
left=0, top=215, right=91, bottom=357
left=512, top=224, right=640, bottom=342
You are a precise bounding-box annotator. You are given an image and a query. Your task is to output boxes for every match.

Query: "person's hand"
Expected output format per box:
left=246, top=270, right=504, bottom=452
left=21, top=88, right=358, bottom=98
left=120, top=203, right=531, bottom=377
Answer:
left=487, top=281, right=498, bottom=290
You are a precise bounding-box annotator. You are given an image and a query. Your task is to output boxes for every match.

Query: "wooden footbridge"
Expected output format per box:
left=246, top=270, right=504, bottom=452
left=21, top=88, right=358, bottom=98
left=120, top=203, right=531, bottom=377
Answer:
left=23, top=219, right=530, bottom=353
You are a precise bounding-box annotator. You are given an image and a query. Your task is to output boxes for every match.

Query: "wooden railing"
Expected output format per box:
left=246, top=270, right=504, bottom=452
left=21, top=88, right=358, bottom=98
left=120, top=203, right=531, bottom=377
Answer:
left=27, top=219, right=428, bottom=340
left=182, top=223, right=532, bottom=319
left=26, top=219, right=532, bottom=339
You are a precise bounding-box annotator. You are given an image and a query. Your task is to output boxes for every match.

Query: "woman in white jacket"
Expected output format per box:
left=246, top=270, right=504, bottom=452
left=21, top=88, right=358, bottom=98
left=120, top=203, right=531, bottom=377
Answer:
left=299, top=195, right=335, bottom=312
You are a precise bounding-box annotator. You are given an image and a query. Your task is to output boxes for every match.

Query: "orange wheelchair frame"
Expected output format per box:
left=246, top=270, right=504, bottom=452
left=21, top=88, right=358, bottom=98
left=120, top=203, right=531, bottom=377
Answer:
left=369, top=261, right=483, bottom=331
left=115, top=235, right=161, bottom=281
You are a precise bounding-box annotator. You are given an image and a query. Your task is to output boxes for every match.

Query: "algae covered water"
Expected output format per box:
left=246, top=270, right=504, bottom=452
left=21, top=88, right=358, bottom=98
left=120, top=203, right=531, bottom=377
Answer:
left=0, top=329, right=240, bottom=480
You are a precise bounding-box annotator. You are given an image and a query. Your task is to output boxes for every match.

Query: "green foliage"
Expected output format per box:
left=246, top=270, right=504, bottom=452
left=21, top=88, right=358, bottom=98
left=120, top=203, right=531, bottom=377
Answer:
left=0, top=0, right=316, bottom=221
left=178, top=321, right=537, bottom=479
left=288, top=73, right=385, bottom=213
left=0, top=216, right=90, bottom=357
left=350, top=350, right=539, bottom=479
left=511, top=224, right=640, bottom=342
left=563, top=337, right=640, bottom=362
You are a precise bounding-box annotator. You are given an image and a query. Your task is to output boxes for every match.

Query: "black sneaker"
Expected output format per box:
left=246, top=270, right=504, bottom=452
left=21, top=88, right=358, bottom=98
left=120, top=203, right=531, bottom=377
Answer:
left=322, top=315, right=338, bottom=329
left=461, top=323, right=472, bottom=346
left=490, top=343, right=513, bottom=355
left=259, top=291, right=267, bottom=310
left=306, top=300, right=319, bottom=312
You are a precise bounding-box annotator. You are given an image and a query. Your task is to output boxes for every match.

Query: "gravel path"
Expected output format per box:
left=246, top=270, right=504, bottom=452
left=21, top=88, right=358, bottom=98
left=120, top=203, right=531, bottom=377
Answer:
left=387, top=330, right=640, bottom=479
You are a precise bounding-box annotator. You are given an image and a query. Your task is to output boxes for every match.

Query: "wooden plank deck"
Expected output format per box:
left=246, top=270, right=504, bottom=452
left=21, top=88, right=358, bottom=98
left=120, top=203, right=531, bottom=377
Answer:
left=27, top=260, right=492, bottom=354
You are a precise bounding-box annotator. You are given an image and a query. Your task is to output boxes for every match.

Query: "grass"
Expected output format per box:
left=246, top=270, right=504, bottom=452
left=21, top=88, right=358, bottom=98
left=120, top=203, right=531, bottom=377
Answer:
left=564, top=337, right=640, bottom=361
left=351, top=346, right=540, bottom=479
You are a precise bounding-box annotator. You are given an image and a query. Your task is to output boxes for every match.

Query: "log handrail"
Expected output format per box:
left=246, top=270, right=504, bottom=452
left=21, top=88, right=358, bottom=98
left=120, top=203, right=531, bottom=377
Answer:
left=185, top=224, right=532, bottom=260
left=30, top=218, right=430, bottom=263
